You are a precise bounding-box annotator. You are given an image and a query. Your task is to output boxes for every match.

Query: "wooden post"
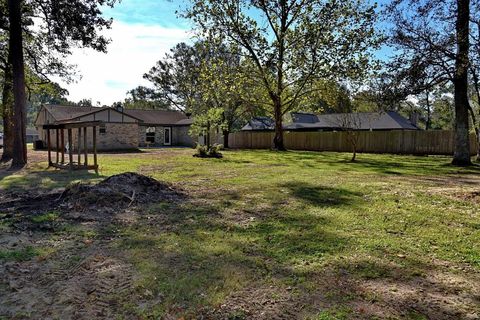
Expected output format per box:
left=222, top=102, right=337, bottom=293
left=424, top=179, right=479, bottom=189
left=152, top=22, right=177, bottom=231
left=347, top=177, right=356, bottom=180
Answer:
left=93, top=126, right=98, bottom=174
left=83, top=127, right=88, bottom=166
left=68, top=128, right=73, bottom=171
left=77, top=127, right=81, bottom=165
left=47, top=129, right=51, bottom=166
left=60, top=129, right=65, bottom=164
left=55, top=128, right=59, bottom=164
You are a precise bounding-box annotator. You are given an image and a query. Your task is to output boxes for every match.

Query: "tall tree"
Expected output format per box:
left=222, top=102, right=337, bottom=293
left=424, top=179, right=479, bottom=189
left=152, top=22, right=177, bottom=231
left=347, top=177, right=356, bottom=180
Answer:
left=8, top=0, right=27, bottom=167
left=184, top=0, right=381, bottom=150
left=2, top=0, right=115, bottom=166
left=139, top=40, right=256, bottom=147
left=387, top=0, right=474, bottom=165
left=142, top=42, right=206, bottom=113
left=195, top=42, right=255, bottom=148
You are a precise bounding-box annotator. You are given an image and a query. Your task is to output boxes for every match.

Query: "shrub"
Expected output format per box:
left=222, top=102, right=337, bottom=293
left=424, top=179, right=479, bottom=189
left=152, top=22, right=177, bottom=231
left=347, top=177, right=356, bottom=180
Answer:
left=193, top=143, right=223, bottom=158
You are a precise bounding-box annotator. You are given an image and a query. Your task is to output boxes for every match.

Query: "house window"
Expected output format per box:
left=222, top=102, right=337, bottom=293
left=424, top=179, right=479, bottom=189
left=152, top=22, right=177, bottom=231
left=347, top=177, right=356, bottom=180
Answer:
left=99, top=124, right=106, bottom=134
left=146, top=127, right=156, bottom=143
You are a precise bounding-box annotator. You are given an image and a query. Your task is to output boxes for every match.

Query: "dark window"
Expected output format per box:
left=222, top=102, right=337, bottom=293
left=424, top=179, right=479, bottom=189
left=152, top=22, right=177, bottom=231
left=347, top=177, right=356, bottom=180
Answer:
left=146, top=127, right=156, bottom=143
left=99, top=124, right=106, bottom=134
left=146, top=132, right=155, bottom=143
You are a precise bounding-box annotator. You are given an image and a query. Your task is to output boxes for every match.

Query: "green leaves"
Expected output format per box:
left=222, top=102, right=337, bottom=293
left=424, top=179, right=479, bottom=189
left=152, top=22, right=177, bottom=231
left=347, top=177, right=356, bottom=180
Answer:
left=184, top=0, right=382, bottom=147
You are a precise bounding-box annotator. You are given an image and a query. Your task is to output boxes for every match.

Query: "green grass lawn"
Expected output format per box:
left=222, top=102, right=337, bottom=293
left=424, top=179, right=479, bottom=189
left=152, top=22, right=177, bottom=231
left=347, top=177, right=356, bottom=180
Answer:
left=1, top=149, right=479, bottom=319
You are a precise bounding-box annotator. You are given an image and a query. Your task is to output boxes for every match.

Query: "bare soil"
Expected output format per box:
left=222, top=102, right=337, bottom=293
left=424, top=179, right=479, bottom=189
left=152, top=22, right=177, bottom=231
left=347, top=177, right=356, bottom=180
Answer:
left=0, top=172, right=183, bottom=319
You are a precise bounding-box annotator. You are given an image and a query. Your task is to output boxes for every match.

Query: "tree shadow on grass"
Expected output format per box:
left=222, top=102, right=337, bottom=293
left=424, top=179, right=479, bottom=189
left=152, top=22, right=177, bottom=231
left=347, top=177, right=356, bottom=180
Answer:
left=282, top=181, right=363, bottom=207
left=236, top=150, right=480, bottom=176
left=305, top=255, right=480, bottom=319
left=113, top=197, right=351, bottom=318
left=0, top=167, right=104, bottom=193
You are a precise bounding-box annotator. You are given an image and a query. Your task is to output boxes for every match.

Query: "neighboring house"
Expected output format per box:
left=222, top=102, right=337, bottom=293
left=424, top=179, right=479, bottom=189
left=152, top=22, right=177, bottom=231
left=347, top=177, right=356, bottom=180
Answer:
left=241, top=116, right=275, bottom=131
left=0, top=130, right=38, bottom=148
left=34, top=105, right=194, bottom=151
left=26, top=128, right=39, bottom=143
left=241, top=111, right=420, bottom=131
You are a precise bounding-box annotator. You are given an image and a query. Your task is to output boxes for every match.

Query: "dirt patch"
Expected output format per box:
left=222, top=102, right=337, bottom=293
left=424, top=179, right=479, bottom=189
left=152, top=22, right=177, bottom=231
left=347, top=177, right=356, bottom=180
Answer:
left=304, top=258, right=480, bottom=320
left=200, top=284, right=302, bottom=319
left=453, top=190, right=480, bottom=203
left=1, top=248, right=135, bottom=319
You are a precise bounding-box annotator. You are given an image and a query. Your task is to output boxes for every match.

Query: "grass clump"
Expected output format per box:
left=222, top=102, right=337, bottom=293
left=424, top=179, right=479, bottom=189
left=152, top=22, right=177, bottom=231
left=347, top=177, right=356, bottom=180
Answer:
left=0, top=246, right=39, bottom=262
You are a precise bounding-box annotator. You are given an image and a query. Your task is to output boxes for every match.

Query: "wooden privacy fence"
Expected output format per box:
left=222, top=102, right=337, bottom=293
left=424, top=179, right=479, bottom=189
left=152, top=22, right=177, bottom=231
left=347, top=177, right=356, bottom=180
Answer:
left=228, top=130, right=479, bottom=155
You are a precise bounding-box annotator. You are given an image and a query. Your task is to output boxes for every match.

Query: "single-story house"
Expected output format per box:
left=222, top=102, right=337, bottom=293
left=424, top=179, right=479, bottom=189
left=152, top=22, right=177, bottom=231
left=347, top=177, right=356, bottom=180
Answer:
left=34, top=104, right=194, bottom=151
left=242, top=111, right=420, bottom=131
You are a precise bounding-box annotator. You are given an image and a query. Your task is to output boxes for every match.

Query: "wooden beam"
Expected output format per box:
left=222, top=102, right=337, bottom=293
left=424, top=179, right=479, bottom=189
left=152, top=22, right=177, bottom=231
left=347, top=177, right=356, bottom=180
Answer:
left=50, top=163, right=98, bottom=171
left=77, top=127, right=81, bottom=165
left=60, top=129, right=65, bottom=164
left=43, top=120, right=103, bottom=130
left=55, top=128, right=59, bottom=164
left=68, top=128, right=73, bottom=171
left=47, top=129, right=52, bottom=166
left=83, top=127, right=88, bottom=166
left=93, top=126, right=98, bottom=174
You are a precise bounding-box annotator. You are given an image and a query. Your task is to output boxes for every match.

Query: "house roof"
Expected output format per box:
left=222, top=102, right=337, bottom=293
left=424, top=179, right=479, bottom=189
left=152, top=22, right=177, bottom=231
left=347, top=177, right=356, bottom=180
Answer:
left=309, top=111, right=419, bottom=130
left=43, top=105, right=100, bottom=122
left=241, top=117, right=275, bottom=131
left=174, top=118, right=194, bottom=126
left=38, top=105, right=191, bottom=126
left=242, top=111, right=419, bottom=131
left=123, top=109, right=189, bottom=126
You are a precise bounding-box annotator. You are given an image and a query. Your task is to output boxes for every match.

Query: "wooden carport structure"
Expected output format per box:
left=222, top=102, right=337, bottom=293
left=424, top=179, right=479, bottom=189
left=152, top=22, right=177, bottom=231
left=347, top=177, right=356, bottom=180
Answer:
left=43, top=121, right=101, bottom=174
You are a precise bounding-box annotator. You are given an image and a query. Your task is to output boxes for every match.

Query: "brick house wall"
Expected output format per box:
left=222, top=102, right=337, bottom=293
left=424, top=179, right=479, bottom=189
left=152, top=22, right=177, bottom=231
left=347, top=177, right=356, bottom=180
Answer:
left=138, top=125, right=194, bottom=147
left=44, top=123, right=139, bottom=151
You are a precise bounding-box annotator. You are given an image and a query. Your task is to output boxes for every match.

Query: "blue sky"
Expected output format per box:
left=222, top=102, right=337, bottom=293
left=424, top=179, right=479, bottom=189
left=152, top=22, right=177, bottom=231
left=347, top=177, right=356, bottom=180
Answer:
left=62, top=0, right=392, bottom=105
left=60, top=0, right=192, bottom=105
left=102, top=0, right=192, bottom=28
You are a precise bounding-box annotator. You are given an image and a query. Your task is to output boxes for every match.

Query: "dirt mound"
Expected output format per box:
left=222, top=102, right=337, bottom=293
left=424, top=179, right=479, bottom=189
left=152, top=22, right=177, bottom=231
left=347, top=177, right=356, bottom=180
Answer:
left=60, top=172, right=180, bottom=210
left=1, top=172, right=183, bottom=226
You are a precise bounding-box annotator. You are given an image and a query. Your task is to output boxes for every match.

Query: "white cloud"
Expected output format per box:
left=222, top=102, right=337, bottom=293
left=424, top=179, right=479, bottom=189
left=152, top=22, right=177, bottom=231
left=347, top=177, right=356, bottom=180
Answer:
left=58, top=21, right=191, bottom=105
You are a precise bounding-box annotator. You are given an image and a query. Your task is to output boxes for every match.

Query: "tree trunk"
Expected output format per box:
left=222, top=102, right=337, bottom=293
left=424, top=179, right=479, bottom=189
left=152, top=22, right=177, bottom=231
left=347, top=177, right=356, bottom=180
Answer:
left=425, top=91, right=431, bottom=130
left=8, top=0, right=27, bottom=168
left=272, top=98, right=285, bottom=150
left=222, top=129, right=229, bottom=148
left=452, top=0, right=472, bottom=166
left=348, top=132, right=358, bottom=162
left=470, top=69, right=480, bottom=161
left=1, top=56, right=14, bottom=162
left=272, top=0, right=287, bottom=152
left=206, top=121, right=211, bottom=149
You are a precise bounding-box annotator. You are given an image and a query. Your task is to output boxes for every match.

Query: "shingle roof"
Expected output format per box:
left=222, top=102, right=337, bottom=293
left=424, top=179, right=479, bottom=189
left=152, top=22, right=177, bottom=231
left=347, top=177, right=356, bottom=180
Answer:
left=241, top=117, right=275, bottom=130
left=242, top=111, right=419, bottom=131
left=174, top=118, right=194, bottom=126
left=309, top=111, right=419, bottom=130
left=40, top=105, right=191, bottom=126
left=44, top=105, right=99, bottom=121
left=123, top=109, right=189, bottom=125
